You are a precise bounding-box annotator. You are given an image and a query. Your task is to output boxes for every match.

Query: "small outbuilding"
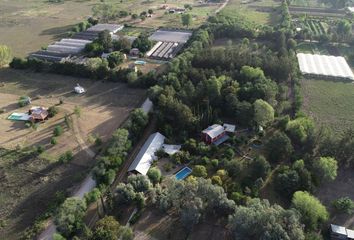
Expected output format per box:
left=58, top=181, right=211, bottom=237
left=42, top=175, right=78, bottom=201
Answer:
left=74, top=84, right=85, bottom=94
left=129, top=48, right=140, bottom=56
left=223, top=123, right=236, bottom=133
left=29, top=106, right=48, bottom=122
left=202, top=124, right=229, bottom=145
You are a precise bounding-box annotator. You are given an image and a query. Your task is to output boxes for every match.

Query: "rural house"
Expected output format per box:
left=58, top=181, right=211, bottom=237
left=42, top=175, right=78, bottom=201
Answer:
left=202, top=124, right=228, bottom=145
left=29, top=106, right=48, bottom=122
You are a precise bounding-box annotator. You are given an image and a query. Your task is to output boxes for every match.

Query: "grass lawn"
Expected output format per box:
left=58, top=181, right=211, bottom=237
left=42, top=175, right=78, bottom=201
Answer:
left=300, top=78, right=354, bottom=136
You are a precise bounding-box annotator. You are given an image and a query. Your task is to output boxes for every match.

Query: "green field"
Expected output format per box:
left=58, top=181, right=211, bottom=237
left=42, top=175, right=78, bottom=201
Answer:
left=296, top=42, right=329, bottom=54
left=220, top=0, right=279, bottom=25
left=301, top=79, right=354, bottom=136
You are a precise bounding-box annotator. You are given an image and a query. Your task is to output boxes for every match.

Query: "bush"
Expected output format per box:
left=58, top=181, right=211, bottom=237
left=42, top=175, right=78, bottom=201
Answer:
left=84, top=188, right=101, bottom=205
left=332, top=197, right=354, bottom=214
left=18, top=96, right=30, bottom=107
left=51, top=137, right=58, bottom=145
left=53, top=125, right=63, bottom=137
left=147, top=167, right=162, bottom=185
left=59, top=151, right=74, bottom=163
left=37, top=145, right=45, bottom=154
left=48, top=106, right=59, bottom=117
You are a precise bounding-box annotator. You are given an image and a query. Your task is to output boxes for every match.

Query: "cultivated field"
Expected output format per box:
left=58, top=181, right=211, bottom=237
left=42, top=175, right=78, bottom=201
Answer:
left=0, top=68, right=145, bottom=239
left=0, top=0, right=221, bottom=58
left=300, top=78, right=354, bottom=136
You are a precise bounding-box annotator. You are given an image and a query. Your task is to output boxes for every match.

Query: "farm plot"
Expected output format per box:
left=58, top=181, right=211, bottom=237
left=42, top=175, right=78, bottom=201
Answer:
left=304, top=19, right=327, bottom=35
left=300, top=78, right=354, bottom=137
left=0, top=68, right=145, bottom=239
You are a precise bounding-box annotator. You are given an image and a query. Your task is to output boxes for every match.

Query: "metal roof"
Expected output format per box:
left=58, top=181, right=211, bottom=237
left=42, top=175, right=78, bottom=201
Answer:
left=331, top=224, right=347, bottom=236
left=297, top=53, right=354, bottom=80
left=347, top=229, right=354, bottom=239
left=202, top=124, right=225, bottom=139
left=223, top=123, right=236, bottom=133
left=149, top=30, right=192, bottom=43
left=128, top=132, right=165, bottom=175
left=87, top=24, right=124, bottom=33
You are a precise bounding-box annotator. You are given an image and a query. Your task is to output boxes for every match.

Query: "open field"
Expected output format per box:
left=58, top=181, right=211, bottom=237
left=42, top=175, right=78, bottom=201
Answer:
left=300, top=78, right=354, bottom=136
left=0, top=0, right=220, bottom=58
left=0, top=68, right=145, bottom=239
left=220, top=0, right=280, bottom=25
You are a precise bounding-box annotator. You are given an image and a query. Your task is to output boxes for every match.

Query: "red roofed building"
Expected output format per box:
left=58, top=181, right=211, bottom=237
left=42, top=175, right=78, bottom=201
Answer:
left=29, top=107, right=48, bottom=122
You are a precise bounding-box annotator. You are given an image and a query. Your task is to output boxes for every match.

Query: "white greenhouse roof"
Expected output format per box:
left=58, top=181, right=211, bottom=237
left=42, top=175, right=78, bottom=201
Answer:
left=87, top=24, right=123, bottom=33
left=297, top=53, right=354, bottom=80
left=331, top=224, right=347, bottom=236
left=348, top=7, right=354, bottom=12
left=128, top=132, right=165, bottom=175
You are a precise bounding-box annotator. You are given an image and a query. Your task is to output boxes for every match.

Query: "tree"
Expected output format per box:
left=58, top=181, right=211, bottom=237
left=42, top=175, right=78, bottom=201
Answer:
left=129, top=108, right=148, bottom=139
left=181, top=14, right=192, bottom=28
left=107, top=51, right=124, bottom=68
left=286, top=117, right=314, bottom=143
left=229, top=198, right=304, bottom=240
left=98, top=30, right=113, bottom=52
left=275, top=166, right=301, bottom=198
left=313, top=157, right=338, bottom=182
left=113, top=38, right=131, bottom=53
left=249, top=155, right=271, bottom=180
left=292, top=191, right=329, bottom=231
left=53, top=125, right=63, bottom=137
left=54, top=197, right=87, bottom=237
left=114, top=183, right=136, bottom=205
left=192, top=165, right=207, bottom=178
left=48, top=106, right=59, bottom=117
left=0, top=45, right=12, bottom=67
left=74, top=106, right=81, bottom=118
left=332, top=197, right=354, bottom=214
left=266, top=131, right=293, bottom=162
left=147, top=167, right=162, bottom=185
left=180, top=198, right=203, bottom=232
left=253, top=99, right=274, bottom=127
left=92, top=216, right=120, bottom=240
left=132, top=34, right=152, bottom=53
left=127, top=174, right=152, bottom=192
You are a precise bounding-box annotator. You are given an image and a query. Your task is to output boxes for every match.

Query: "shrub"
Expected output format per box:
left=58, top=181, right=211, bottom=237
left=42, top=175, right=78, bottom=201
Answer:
left=59, top=151, right=74, bottom=163
left=37, top=145, right=45, bottom=154
left=51, top=137, right=58, bottom=145
left=332, top=197, right=354, bottom=214
left=84, top=188, right=101, bottom=205
left=48, top=106, right=59, bottom=117
left=53, top=126, right=63, bottom=137
left=18, top=96, right=30, bottom=107
left=147, top=167, right=162, bottom=185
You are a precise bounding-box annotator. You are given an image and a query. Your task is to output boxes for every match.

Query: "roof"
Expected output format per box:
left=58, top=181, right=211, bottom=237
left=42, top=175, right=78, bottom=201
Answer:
left=348, top=7, right=354, bottom=12
left=87, top=24, right=124, bottom=33
left=30, top=107, right=48, bottom=120
left=141, top=98, right=153, bottom=114
left=331, top=224, right=347, bottom=236
left=347, top=229, right=354, bottom=238
left=223, top=123, right=236, bottom=133
left=128, top=132, right=165, bottom=175
left=162, top=144, right=181, bottom=155
left=149, top=30, right=192, bottom=43
left=202, top=124, right=225, bottom=138
left=297, top=53, right=354, bottom=80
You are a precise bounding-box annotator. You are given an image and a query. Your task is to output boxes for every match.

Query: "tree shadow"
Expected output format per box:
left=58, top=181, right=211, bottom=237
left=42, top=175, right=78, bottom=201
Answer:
left=40, top=24, right=76, bottom=41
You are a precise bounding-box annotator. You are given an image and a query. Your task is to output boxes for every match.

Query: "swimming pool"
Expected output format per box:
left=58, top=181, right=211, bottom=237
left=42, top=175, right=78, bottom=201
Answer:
left=175, top=167, right=192, bottom=180
left=134, top=60, right=146, bottom=65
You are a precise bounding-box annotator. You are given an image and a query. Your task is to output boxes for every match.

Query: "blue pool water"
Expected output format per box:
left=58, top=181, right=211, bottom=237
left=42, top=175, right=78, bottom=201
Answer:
left=175, top=167, right=192, bottom=180
left=134, top=60, right=146, bottom=65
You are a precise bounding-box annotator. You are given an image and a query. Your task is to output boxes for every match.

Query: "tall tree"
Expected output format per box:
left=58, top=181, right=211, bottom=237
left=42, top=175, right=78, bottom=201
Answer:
left=253, top=99, right=274, bottom=127
left=181, top=14, right=192, bottom=28
left=313, top=157, right=338, bottom=182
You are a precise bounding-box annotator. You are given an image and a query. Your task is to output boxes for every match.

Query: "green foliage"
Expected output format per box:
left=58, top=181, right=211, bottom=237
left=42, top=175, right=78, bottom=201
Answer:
left=132, top=34, right=152, bottom=53
left=74, top=106, right=81, bottom=118
left=48, top=106, right=59, bottom=117
left=332, top=197, right=354, bottom=214
left=36, top=145, right=45, bottom=154
left=147, top=167, right=162, bottom=185
left=114, top=183, right=136, bottom=205
left=181, top=14, right=192, bottom=28
left=127, top=174, right=152, bottom=192
left=286, top=117, right=314, bottom=143
left=113, top=38, right=131, bottom=53
left=292, top=191, right=329, bottom=231
left=128, top=108, right=148, bottom=141
left=53, top=233, right=66, bottom=240
left=84, top=188, right=101, bottom=205
left=266, top=131, right=293, bottom=162
left=59, top=150, right=74, bottom=163
left=0, top=44, right=12, bottom=67
left=192, top=165, right=208, bottom=178
left=229, top=198, right=304, bottom=240
left=254, top=99, right=274, bottom=127
left=53, top=125, right=63, bottom=137
left=91, top=216, right=133, bottom=240
left=54, top=197, right=87, bottom=237
left=313, top=157, right=338, bottom=182
left=107, top=51, right=125, bottom=68
left=18, top=96, right=30, bottom=107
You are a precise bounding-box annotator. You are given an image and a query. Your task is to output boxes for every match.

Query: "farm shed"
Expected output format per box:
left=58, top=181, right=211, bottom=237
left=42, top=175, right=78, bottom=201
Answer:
left=297, top=53, right=354, bottom=81
left=29, top=106, right=48, bottom=122
left=202, top=124, right=229, bottom=145
left=128, top=132, right=165, bottom=175
left=223, top=123, right=236, bottom=133
left=149, top=30, right=192, bottom=43
left=74, top=84, right=85, bottom=94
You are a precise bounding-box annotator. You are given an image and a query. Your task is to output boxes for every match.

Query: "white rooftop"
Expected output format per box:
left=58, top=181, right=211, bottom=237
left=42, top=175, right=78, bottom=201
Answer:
left=128, top=132, right=165, bottom=175
left=87, top=24, right=124, bottom=33
left=297, top=53, right=354, bottom=80
left=202, top=124, right=225, bottom=139
left=331, top=224, right=347, bottom=236
left=348, top=7, right=354, bottom=12
left=162, top=144, right=181, bottom=155
left=223, top=123, right=236, bottom=133
left=347, top=229, right=354, bottom=238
